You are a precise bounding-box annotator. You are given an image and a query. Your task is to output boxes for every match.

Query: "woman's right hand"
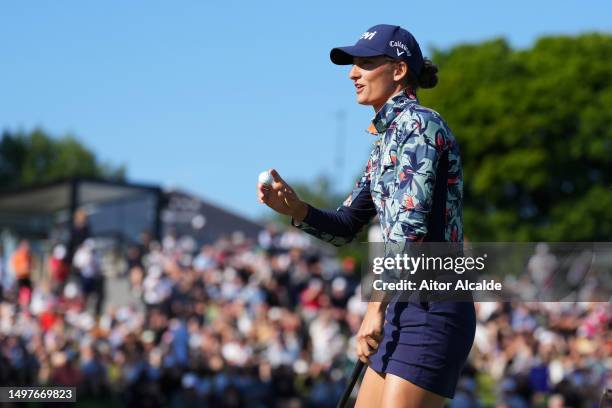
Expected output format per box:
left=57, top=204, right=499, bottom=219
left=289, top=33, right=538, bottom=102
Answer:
left=356, top=303, right=386, bottom=364
left=257, top=168, right=307, bottom=220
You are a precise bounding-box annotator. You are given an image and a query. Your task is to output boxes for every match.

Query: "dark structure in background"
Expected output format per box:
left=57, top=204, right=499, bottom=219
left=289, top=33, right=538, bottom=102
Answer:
left=162, top=189, right=262, bottom=245
left=0, top=177, right=262, bottom=248
left=0, top=177, right=163, bottom=244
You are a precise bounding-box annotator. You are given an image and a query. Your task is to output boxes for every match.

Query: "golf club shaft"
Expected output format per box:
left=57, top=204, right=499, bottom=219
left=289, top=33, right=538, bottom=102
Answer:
left=337, top=360, right=365, bottom=408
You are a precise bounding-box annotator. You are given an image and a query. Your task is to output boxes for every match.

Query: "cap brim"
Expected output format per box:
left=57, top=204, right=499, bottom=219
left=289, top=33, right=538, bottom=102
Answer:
left=330, top=45, right=383, bottom=65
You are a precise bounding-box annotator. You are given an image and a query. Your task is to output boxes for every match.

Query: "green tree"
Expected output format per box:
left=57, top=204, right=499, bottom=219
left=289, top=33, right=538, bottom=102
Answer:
left=420, top=33, right=612, bottom=241
left=291, top=175, right=346, bottom=212
left=0, top=128, right=125, bottom=190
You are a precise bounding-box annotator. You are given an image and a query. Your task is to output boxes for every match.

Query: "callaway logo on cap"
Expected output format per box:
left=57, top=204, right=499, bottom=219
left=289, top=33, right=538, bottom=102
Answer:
left=330, top=24, right=424, bottom=76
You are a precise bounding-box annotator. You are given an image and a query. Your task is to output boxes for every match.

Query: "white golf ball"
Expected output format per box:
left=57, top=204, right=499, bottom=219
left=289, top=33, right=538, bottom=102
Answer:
left=258, top=171, right=274, bottom=186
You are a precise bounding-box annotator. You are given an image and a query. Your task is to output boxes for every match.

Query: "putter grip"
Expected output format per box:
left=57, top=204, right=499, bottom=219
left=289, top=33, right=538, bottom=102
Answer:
left=337, top=360, right=365, bottom=408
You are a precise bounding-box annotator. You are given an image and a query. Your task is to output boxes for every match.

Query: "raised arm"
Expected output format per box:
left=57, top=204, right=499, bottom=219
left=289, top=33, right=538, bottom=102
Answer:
left=256, top=157, right=377, bottom=247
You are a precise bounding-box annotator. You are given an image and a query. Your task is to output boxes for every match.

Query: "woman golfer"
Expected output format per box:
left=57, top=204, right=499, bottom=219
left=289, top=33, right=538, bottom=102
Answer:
left=257, top=24, right=476, bottom=407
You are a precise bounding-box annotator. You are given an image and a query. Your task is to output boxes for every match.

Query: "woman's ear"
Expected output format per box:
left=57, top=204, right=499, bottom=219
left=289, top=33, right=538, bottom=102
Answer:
left=393, top=61, right=409, bottom=83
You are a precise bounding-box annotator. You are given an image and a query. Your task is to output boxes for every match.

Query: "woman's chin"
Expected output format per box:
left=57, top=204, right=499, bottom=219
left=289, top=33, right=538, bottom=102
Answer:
left=356, top=94, right=370, bottom=105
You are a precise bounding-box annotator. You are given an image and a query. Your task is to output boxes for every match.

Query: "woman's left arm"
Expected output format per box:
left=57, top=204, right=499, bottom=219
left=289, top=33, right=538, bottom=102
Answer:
left=291, top=150, right=378, bottom=247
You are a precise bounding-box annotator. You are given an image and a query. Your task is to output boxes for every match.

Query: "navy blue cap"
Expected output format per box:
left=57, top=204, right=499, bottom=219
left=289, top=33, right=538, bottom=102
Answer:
left=330, top=24, right=424, bottom=76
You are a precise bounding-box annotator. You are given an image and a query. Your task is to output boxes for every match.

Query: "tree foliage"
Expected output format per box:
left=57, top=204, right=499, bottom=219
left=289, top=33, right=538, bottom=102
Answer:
left=291, top=175, right=346, bottom=212
left=419, top=33, right=612, bottom=241
left=0, top=128, right=125, bottom=190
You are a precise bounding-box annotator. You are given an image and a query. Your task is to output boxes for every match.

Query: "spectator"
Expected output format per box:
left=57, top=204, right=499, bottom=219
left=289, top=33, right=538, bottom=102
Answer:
left=73, top=239, right=104, bottom=316
left=11, top=240, right=33, bottom=308
left=68, top=207, right=90, bottom=264
left=48, top=244, right=70, bottom=296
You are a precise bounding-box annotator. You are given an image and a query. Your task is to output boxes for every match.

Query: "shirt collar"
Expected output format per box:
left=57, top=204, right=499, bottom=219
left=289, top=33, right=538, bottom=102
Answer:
left=367, top=88, right=419, bottom=135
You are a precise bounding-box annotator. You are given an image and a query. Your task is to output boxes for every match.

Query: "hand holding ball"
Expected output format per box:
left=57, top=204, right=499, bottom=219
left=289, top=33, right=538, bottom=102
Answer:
left=256, top=169, right=307, bottom=221
left=258, top=169, right=289, bottom=206
left=258, top=171, right=274, bottom=186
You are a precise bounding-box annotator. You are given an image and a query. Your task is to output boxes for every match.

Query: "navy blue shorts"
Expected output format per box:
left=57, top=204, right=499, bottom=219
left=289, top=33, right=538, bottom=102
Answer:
left=368, top=297, right=476, bottom=399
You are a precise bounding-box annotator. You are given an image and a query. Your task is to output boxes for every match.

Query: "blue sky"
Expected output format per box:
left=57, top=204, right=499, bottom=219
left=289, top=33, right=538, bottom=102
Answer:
left=1, top=1, right=610, bottom=221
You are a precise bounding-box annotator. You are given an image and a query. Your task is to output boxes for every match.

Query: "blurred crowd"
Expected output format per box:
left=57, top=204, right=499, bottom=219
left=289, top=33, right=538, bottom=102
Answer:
left=461, top=302, right=609, bottom=408
left=0, top=219, right=609, bottom=407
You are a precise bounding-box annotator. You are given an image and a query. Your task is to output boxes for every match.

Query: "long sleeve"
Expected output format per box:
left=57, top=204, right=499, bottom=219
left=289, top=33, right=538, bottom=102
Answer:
left=292, top=157, right=377, bottom=247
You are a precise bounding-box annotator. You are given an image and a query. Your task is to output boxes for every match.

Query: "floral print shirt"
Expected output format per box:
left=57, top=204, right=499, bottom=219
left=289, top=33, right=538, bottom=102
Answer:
left=292, top=88, right=463, bottom=247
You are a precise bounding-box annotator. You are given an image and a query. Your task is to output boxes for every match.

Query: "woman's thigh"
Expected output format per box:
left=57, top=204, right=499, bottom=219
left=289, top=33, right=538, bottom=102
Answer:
left=354, top=366, right=386, bottom=408
left=380, top=373, right=445, bottom=408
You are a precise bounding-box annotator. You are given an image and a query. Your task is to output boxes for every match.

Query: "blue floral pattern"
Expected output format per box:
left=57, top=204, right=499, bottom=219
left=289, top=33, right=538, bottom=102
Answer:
left=295, top=88, right=463, bottom=246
